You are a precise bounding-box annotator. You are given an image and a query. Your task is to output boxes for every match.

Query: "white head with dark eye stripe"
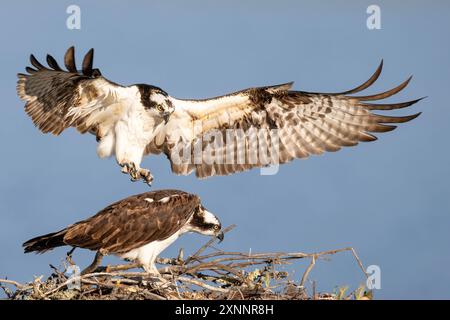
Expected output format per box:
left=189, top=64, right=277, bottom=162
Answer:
left=188, top=205, right=223, bottom=242
left=136, top=84, right=175, bottom=124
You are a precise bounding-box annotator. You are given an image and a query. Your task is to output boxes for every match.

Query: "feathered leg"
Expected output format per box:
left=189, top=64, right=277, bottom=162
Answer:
left=115, top=122, right=154, bottom=186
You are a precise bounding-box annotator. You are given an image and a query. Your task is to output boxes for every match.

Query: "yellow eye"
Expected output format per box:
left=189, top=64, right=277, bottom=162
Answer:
left=214, top=225, right=220, bottom=230
left=157, top=104, right=164, bottom=112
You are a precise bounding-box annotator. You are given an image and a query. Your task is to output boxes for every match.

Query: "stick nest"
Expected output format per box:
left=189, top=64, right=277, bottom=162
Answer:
left=1, top=225, right=372, bottom=300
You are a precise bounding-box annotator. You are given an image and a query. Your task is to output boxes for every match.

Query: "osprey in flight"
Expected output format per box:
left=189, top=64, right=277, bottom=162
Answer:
left=23, top=190, right=223, bottom=274
left=17, top=47, right=422, bottom=185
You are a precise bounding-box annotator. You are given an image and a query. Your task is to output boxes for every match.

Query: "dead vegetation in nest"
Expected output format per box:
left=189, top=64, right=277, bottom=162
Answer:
left=0, top=225, right=372, bottom=300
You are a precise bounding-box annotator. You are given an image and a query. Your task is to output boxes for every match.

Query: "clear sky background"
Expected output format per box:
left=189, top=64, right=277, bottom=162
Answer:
left=0, top=1, right=449, bottom=299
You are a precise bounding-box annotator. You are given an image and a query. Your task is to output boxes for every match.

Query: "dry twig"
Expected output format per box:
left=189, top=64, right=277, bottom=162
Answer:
left=0, top=226, right=370, bottom=300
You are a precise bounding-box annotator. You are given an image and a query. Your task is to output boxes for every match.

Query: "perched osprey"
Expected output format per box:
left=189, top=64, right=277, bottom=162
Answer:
left=17, top=47, right=422, bottom=185
left=23, top=190, right=223, bottom=274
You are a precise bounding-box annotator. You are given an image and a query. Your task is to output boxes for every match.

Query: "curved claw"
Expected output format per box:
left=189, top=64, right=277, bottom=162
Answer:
left=140, top=169, right=154, bottom=186
left=121, top=165, right=129, bottom=174
left=129, top=170, right=140, bottom=181
left=120, top=162, right=153, bottom=185
left=120, top=162, right=138, bottom=180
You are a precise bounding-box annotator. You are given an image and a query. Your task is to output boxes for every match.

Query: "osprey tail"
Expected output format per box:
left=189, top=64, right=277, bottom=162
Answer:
left=23, top=229, right=68, bottom=253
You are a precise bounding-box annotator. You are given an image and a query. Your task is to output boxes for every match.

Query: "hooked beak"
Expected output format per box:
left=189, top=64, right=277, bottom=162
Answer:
left=216, top=231, right=224, bottom=243
left=163, top=112, right=171, bottom=124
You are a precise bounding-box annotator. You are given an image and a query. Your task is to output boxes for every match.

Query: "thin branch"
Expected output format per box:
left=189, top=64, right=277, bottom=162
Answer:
left=177, top=276, right=229, bottom=293
left=300, top=255, right=316, bottom=287
left=0, top=279, right=25, bottom=289
left=185, top=224, right=236, bottom=264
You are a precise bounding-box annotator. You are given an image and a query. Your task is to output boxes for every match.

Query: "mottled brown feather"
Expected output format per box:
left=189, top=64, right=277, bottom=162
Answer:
left=63, top=190, right=200, bottom=254
left=17, top=47, right=118, bottom=135
left=64, top=46, right=77, bottom=72
left=161, top=62, right=423, bottom=178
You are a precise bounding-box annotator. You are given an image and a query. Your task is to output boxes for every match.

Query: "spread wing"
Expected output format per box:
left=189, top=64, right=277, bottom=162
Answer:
left=62, top=190, right=200, bottom=254
left=153, top=61, right=423, bottom=178
left=16, top=47, right=131, bottom=136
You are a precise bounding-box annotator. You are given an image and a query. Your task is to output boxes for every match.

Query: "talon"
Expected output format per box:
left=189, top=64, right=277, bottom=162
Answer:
left=140, top=169, right=153, bottom=186
left=120, top=163, right=151, bottom=183
left=120, top=163, right=131, bottom=174
left=130, top=171, right=139, bottom=181
left=121, top=163, right=140, bottom=181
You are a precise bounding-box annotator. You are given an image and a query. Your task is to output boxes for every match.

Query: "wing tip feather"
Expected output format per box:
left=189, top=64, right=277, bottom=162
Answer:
left=353, top=75, right=413, bottom=101
left=337, top=59, right=384, bottom=95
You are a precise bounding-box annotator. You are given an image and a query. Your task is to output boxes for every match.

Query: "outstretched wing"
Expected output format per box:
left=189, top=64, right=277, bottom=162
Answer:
left=17, top=47, right=130, bottom=136
left=62, top=190, right=200, bottom=254
left=153, top=61, right=423, bottom=178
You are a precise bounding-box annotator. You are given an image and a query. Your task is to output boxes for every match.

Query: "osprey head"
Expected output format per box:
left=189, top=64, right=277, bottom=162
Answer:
left=189, top=205, right=224, bottom=242
left=136, top=84, right=175, bottom=124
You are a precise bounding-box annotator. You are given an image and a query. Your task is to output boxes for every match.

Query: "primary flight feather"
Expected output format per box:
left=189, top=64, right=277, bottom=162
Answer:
left=17, top=47, right=423, bottom=185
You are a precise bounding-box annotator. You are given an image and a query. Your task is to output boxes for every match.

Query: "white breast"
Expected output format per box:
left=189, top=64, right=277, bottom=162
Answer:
left=118, top=231, right=182, bottom=271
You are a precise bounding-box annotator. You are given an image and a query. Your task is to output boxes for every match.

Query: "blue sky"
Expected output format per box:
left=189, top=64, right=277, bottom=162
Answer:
left=1, top=1, right=449, bottom=299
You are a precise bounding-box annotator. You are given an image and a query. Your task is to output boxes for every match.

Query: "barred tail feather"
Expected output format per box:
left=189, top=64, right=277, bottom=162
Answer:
left=23, top=229, right=68, bottom=254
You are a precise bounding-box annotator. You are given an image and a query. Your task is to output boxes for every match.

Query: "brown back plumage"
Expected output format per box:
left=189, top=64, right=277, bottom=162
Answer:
left=23, top=190, right=201, bottom=255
